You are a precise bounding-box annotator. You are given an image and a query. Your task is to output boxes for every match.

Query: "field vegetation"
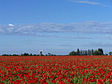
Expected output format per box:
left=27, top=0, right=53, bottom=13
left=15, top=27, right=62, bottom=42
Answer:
left=0, top=56, right=112, bottom=84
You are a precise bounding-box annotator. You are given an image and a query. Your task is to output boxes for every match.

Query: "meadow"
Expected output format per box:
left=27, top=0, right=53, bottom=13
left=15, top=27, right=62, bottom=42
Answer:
left=0, top=56, right=112, bottom=84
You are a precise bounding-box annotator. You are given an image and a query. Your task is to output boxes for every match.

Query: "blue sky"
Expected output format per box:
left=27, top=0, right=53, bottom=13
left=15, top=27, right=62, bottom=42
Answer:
left=0, top=0, right=112, bottom=55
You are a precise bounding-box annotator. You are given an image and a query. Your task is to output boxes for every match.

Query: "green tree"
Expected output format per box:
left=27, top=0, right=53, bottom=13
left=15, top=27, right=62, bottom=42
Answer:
left=93, top=50, right=100, bottom=55
left=77, top=48, right=80, bottom=55
left=109, top=52, right=112, bottom=55
left=91, top=49, right=94, bottom=55
left=69, top=51, right=77, bottom=56
left=21, top=53, right=29, bottom=56
left=98, top=48, right=104, bottom=55
left=12, top=54, right=19, bottom=56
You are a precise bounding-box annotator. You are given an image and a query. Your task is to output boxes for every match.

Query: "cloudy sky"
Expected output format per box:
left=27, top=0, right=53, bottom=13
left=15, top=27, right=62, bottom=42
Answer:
left=0, top=0, right=112, bottom=55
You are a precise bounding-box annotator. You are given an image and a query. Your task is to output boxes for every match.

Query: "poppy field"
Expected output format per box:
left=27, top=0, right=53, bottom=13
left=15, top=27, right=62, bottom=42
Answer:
left=0, top=56, right=112, bottom=84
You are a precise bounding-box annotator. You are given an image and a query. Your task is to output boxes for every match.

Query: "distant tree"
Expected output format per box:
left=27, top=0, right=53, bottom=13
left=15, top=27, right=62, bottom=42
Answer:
left=29, top=53, right=33, bottom=56
left=105, top=54, right=108, bottom=56
left=48, top=53, right=52, bottom=56
left=85, top=50, right=88, bottom=55
left=33, top=54, right=38, bottom=56
left=92, top=48, right=104, bottom=55
left=109, top=52, right=112, bottom=55
left=91, top=49, right=94, bottom=55
left=12, top=54, right=19, bottom=56
left=77, top=48, right=80, bottom=55
left=21, top=53, right=29, bottom=56
left=80, top=50, right=83, bottom=55
left=88, top=49, right=92, bottom=55
left=2, top=54, right=9, bottom=56
left=69, top=51, right=77, bottom=56
left=93, top=50, right=100, bottom=55
left=98, top=48, right=104, bottom=55
left=46, top=53, right=56, bottom=56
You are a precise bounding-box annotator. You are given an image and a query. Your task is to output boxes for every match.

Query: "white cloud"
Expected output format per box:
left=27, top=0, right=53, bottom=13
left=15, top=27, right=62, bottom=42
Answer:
left=69, top=0, right=107, bottom=7
left=0, top=21, right=112, bottom=35
left=8, top=24, right=15, bottom=27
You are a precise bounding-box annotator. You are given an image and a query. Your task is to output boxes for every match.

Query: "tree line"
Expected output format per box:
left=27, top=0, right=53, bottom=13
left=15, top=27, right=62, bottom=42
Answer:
left=1, top=48, right=112, bottom=56
left=69, top=48, right=106, bottom=56
left=1, top=53, right=56, bottom=56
